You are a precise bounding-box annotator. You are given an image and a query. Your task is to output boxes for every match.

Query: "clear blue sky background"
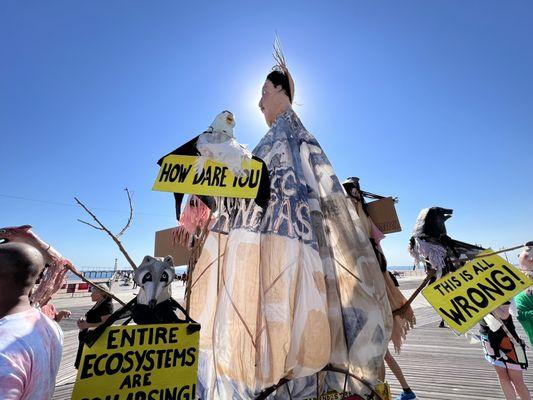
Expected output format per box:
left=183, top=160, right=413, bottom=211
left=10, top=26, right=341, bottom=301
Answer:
left=1, top=1, right=532, bottom=268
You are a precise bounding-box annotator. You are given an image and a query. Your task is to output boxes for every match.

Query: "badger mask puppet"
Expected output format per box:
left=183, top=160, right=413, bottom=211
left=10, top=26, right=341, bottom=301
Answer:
left=84, top=255, right=198, bottom=347
left=134, top=255, right=176, bottom=308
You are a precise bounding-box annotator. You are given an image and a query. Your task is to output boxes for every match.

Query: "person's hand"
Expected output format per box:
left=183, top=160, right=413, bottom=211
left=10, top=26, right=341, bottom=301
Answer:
left=77, top=318, right=89, bottom=329
left=56, top=310, right=71, bottom=322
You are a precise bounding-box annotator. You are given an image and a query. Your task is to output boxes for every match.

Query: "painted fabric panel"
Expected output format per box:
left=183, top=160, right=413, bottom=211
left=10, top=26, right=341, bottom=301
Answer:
left=189, top=109, right=392, bottom=399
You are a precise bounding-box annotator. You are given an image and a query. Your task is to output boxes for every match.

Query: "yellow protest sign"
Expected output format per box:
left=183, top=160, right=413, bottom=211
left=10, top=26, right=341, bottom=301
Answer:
left=72, top=323, right=200, bottom=400
left=153, top=155, right=263, bottom=198
left=422, top=251, right=533, bottom=333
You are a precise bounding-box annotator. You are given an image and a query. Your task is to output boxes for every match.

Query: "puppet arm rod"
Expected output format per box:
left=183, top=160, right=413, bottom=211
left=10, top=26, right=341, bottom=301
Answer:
left=393, top=273, right=433, bottom=317
left=451, top=244, right=526, bottom=265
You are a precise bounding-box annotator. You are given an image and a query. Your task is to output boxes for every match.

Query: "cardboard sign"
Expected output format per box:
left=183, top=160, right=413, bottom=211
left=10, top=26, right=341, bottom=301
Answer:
left=422, top=251, right=533, bottom=333
left=72, top=323, right=200, bottom=400
left=153, top=155, right=263, bottom=198
left=366, top=197, right=401, bottom=234
left=154, top=228, right=191, bottom=266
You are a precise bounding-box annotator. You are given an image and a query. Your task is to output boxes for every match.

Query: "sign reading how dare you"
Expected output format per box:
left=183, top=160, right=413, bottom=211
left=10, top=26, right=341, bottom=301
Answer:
left=423, top=251, right=533, bottom=333
left=153, top=155, right=263, bottom=198
left=72, top=323, right=200, bottom=400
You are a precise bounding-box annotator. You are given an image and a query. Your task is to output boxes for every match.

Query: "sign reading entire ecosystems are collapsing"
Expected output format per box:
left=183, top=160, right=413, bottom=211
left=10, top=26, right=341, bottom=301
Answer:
left=72, top=323, right=199, bottom=400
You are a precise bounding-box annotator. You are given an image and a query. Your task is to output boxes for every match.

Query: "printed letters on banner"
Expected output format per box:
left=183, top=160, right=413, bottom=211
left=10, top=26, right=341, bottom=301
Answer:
left=423, top=251, right=533, bottom=333
left=72, top=323, right=200, bottom=400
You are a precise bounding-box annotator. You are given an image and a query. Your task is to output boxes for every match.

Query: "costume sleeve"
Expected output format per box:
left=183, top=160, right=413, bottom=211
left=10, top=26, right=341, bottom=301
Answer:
left=0, top=350, right=28, bottom=399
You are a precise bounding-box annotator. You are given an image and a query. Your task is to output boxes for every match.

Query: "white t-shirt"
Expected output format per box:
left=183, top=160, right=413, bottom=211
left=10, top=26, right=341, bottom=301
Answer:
left=0, top=308, right=63, bottom=400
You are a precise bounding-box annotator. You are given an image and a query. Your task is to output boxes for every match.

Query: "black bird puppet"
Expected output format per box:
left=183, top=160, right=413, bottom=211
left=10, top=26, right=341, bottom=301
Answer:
left=408, top=207, right=484, bottom=278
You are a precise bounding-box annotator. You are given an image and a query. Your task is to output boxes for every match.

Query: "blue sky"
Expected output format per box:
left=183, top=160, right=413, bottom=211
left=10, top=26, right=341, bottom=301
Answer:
left=1, top=1, right=532, bottom=268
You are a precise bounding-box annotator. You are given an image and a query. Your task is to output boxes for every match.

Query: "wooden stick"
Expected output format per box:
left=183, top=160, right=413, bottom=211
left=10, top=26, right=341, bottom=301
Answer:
left=393, top=274, right=432, bottom=317
left=217, top=231, right=221, bottom=294
left=75, top=196, right=137, bottom=270
left=452, top=244, right=526, bottom=265
left=66, top=265, right=126, bottom=306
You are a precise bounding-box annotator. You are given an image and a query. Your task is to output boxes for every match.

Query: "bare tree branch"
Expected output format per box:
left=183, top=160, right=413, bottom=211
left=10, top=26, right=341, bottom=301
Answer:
left=116, top=188, right=134, bottom=238
left=77, top=219, right=104, bottom=230
left=75, top=196, right=138, bottom=270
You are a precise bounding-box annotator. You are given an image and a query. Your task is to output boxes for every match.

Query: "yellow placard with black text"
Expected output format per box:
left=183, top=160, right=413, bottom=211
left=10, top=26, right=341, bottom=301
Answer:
left=153, top=155, right=262, bottom=198
left=422, top=250, right=533, bottom=333
left=72, top=323, right=199, bottom=400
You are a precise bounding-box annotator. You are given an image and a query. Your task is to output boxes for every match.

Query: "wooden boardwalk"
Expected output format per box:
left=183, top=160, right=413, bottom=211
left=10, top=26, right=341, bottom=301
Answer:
left=52, top=279, right=533, bottom=399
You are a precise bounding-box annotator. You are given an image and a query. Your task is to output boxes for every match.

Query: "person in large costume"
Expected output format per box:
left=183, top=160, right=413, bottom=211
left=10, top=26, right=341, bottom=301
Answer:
left=343, top=177, right=416, bottom=400
left=188, top=46, right=392, bottom=399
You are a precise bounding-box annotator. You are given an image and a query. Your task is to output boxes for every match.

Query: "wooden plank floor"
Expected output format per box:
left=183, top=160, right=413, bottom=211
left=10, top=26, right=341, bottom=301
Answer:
left=52, top=280, right=533, bottom=399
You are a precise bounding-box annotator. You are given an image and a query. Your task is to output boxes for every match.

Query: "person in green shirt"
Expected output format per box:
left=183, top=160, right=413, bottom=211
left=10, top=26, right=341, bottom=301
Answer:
left=516, top=242, right=533, bottom=347
left=516, top=291, right=533, bottom=346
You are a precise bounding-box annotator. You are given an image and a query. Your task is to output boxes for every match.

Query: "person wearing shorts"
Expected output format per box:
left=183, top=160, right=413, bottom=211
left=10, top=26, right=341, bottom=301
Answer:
left=480, top=304, right=530, bottom=400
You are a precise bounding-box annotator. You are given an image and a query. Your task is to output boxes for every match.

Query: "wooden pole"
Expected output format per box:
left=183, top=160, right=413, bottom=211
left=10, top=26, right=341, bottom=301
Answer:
left=66, top=265, right=126, bottom=306
left=393, top=274, right=432, bottom=317
left=452, top=244, right=525, bottom=265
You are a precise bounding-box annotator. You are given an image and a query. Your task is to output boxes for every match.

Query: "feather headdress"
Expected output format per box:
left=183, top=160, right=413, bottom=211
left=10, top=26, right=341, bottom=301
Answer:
left=272, top=35, right=295, bottom=104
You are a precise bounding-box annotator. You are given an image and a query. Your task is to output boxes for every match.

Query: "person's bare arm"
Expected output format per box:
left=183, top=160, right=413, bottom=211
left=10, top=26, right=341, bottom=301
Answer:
left=55, top=310, right=71, bottom=322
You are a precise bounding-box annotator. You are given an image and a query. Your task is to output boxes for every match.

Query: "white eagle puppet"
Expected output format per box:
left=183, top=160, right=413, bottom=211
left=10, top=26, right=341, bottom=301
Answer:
left=195, top=110, right=252, bottom=176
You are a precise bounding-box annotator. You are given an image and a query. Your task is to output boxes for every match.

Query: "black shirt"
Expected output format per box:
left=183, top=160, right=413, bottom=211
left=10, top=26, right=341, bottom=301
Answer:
left=85, top=298, right=114, bottom=324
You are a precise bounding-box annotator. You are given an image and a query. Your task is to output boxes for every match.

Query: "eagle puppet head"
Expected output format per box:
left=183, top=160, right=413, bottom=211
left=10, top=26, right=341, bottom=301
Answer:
left=208, top=110, right=235, bottom=138
left=134, top=255, right=176, bottom=308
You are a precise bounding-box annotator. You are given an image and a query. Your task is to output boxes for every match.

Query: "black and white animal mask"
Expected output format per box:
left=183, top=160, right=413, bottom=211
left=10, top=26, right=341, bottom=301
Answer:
left=134, top=255, right=176, bottom=308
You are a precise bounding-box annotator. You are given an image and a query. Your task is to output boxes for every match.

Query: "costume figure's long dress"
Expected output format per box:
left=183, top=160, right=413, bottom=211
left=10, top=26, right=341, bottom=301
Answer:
left=189, top=109, right=392, bottom=399
left=350, top=200, right=415, bottom=353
